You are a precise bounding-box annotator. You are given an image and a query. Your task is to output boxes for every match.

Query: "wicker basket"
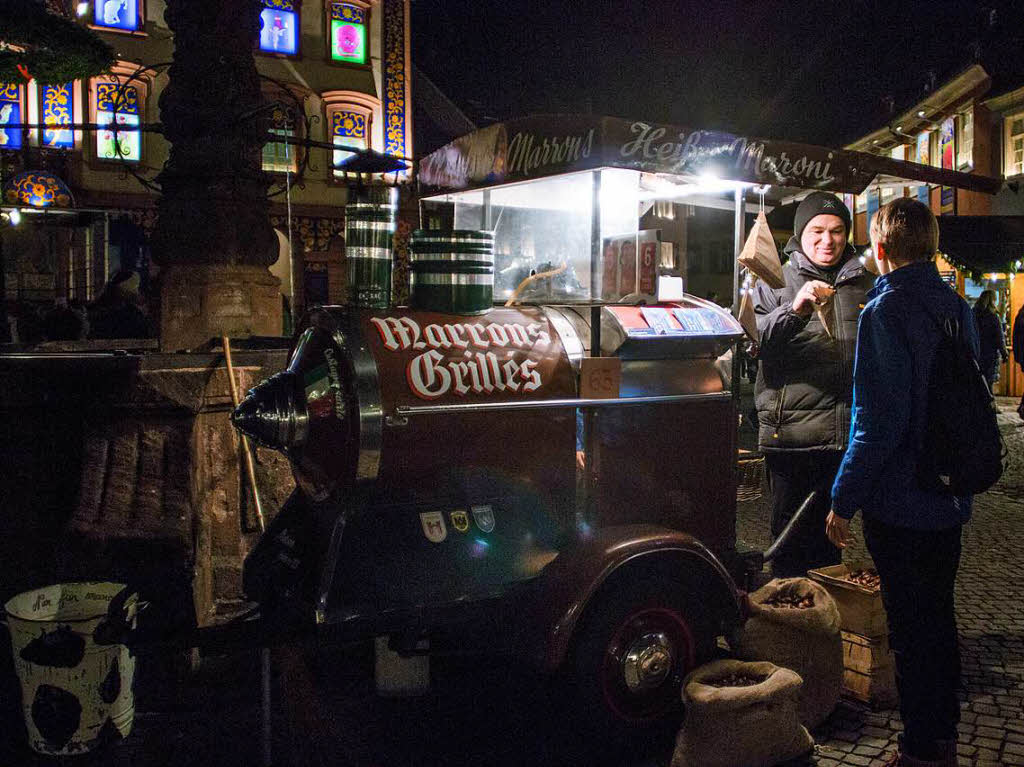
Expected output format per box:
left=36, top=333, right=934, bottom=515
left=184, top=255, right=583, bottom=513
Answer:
left=737, top=454, right=765, bottom=502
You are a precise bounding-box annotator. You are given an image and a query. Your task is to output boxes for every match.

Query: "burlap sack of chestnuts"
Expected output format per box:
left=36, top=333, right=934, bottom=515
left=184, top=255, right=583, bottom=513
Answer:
left=671, top=659, right=813, bottom=767
left=732, top=577, right=843, bottom=729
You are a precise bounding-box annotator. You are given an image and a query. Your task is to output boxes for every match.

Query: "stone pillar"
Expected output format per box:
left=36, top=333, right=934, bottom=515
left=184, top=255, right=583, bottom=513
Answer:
left=152, top=0, right=282, bottom=351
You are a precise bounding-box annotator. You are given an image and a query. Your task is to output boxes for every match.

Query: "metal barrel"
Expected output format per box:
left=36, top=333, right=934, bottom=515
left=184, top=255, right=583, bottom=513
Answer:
left=410, top=263, right=494, bottom=315
left=346, top=202, right=396, bottom=309
left=409, top=229, right=494, bottom=269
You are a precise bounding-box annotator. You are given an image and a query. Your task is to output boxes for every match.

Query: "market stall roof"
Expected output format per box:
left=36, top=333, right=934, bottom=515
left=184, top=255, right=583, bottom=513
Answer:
left=418, top=114, right=1002, bottom=197
left=937, top=215, right=1024, bottom=275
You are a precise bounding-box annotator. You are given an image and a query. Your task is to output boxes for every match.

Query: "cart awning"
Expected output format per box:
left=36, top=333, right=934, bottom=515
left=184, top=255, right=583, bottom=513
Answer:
left=418, top=115, right=1002, bottom=197
left=938, top=216, right=1024, bottom=274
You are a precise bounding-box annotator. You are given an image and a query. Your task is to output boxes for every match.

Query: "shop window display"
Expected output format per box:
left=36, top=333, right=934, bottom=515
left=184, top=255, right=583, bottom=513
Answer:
left=260, top=0, right=299, bottom=56
left=0, top=83, right=23, bottom=150
left=329, top=2, right=368, bottom=64
left=95, top=82, right=141, bottom=162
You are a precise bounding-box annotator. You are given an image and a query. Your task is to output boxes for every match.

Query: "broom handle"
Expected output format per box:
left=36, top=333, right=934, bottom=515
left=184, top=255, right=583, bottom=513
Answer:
left=222, top=337, right=266, bottom=533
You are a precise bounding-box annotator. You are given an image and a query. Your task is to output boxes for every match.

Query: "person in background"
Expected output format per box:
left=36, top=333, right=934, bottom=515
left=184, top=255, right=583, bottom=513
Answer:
left=1014, top=302, right=1024, bottom=376
left=88, top=269, right=151, bottom=340
left=43, top=303, right=88, bottom=341
left=751, top=192, right=874, bottom=577
left=972, top=289, right=1008, bottom=389
left=827, top=198, right=974, bottom=767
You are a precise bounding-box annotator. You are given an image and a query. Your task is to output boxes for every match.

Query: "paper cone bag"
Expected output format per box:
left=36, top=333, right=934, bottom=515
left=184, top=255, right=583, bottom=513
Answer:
left=813, top=285, right=836, bottom=340
left=738, top=287, right=759, bottom=344
left=738, top=211, right=784, bottom=289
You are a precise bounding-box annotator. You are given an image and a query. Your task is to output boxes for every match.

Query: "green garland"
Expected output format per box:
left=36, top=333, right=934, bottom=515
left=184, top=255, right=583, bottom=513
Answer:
left=0, top=0, right=114, bottom=85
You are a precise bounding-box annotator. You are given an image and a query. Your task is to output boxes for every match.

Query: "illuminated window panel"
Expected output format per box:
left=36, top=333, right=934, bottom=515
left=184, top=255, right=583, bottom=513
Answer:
left=330, top=3, right=367, bottom=64
left=331, top=109, right=368, bottom=175
left=42, top=83, right=75, bottom=149
left=96, top=82, right=141, bottom=162
left=260, top=0, right=298, bottom=56
left=0, top=83, right=22, bottom=150
left=263, top=127, right=297, bottom=172
left=93, top=0, right=139, bottom=31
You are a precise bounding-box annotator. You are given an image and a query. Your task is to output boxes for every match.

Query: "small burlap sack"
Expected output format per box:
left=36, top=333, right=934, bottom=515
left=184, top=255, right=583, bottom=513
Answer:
left=671, top=659, right=813, bottom=767
left=738, top=211, right=784, bottom=289
left=733, top=578, right=843, bottom=729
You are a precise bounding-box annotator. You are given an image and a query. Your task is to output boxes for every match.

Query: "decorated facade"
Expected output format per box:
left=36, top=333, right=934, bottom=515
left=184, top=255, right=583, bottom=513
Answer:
left=0, top=0, right=413, bottom=331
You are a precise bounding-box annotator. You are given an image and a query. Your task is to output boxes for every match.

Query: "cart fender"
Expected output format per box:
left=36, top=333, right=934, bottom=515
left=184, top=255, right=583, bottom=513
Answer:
left=514, top=524, right=742, bottom=672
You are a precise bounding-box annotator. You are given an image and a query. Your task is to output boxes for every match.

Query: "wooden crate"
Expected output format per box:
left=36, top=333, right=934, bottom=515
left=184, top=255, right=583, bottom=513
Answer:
left=841, top=630, right=898, bottom=708
left=808, top=563, right=888, bottom=638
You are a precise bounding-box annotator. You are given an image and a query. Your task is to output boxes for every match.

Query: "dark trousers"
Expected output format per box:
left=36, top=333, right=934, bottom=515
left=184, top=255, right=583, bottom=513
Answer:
left=862, top=515, right=962, bottom=760
left=765, top=451, right=844, bottom=578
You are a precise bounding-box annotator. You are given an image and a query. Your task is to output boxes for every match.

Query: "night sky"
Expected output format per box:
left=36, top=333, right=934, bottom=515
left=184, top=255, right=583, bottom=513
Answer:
left=411, top=0, right=1024, bottom=149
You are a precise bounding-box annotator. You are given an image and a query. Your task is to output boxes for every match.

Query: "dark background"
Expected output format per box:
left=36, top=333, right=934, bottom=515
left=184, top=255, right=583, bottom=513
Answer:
left=412, top=0, right=1024, bottom=147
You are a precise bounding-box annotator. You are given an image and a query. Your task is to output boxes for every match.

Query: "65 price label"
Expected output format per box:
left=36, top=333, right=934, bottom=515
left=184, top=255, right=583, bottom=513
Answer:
left=580, top=357, right=621, bottom=399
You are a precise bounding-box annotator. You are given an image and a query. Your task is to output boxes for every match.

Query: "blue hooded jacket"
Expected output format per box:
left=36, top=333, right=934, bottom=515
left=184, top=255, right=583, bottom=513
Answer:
left=831, top=260, right=978, bottom=530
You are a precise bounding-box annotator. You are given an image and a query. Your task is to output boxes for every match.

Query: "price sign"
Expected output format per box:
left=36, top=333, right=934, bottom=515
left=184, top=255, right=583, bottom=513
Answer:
left=580, top=357, right=621, bottom=399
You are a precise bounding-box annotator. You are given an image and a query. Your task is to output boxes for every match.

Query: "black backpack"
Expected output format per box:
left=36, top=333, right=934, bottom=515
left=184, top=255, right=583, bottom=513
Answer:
left=912, top=294, right=1006, bottom=496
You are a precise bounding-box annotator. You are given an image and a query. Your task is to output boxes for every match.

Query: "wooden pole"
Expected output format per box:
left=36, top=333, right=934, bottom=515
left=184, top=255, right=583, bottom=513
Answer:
left=222, top=336, right=266, bottom=533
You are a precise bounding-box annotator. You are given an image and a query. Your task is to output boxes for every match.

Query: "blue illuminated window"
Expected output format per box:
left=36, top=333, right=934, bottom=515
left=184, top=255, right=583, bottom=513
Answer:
left=259, top=0, right=299, bottom=56
left=42, top=83, right=75, bottom=149
left=0, top=84, right=23, bottom=150
left=93, top=0, right=140, bottom=32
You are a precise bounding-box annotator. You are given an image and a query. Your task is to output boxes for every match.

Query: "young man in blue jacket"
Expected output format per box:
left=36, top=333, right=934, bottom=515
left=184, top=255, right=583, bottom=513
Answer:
left=827, top=198, right=977, bottom=767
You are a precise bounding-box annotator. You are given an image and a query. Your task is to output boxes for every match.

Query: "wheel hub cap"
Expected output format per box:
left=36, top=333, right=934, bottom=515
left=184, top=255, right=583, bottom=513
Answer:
left=622, top=632, right=673, bottom=692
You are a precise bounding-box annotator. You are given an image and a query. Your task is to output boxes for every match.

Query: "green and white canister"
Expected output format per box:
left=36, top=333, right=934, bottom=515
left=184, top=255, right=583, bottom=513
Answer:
left=346, top=201, right=396, bottom=309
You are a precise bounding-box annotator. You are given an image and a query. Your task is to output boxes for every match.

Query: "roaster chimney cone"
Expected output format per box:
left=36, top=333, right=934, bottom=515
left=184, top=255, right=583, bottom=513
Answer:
left=231, top=371, right=308, bottom=451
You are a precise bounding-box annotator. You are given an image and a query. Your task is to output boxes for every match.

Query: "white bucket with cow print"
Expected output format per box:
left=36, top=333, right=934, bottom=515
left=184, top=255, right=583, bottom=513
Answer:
left=4, top=582, right=137, bottom=755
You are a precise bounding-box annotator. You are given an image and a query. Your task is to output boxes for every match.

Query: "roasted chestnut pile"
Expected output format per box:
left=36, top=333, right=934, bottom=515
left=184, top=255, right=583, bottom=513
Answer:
left=845, top=569, right=881, bottom=590
left=707, top=673, right=767, bottom=688
left=763, top=592, right=814, bottom=609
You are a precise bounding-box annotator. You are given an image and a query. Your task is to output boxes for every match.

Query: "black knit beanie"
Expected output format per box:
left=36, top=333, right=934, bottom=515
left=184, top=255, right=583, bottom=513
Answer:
left=793, top=191, right=851, bottom=240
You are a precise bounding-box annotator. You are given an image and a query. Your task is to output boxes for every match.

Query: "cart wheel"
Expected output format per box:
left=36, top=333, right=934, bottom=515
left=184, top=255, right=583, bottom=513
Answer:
left=571, top=577, right=713, bottom=731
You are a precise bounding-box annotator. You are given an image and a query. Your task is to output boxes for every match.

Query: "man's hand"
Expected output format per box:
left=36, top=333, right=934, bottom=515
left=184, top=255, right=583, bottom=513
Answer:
left=792, top=280, right=834, bottom=318
left=576, top=450, right=585, bottom=471
left=825, top=510, right=853, bottom=549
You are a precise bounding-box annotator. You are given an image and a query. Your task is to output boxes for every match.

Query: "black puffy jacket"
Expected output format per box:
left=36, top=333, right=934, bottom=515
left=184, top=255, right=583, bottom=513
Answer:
left=751, top=238, right=875, bottom=453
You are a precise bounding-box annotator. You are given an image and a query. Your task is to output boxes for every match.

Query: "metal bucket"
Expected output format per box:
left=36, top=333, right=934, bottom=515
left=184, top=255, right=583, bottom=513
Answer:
left=410, top=229, right=494, bottom=270
left=346, top=202, right=396, bottom=309
left=3, top=582, right=137, bottom=755
left=410, top=263, right=494, bottom=315
left=410, top=229, right=494, bottom=246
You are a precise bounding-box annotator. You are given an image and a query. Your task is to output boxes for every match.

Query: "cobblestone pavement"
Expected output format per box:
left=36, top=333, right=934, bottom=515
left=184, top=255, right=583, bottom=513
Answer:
left=735, top=398, right=1024, bottom=767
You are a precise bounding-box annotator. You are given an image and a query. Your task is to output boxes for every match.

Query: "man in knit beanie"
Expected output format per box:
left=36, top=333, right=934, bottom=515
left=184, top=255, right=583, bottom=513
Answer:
left=750, top=191, right=875, bottom=577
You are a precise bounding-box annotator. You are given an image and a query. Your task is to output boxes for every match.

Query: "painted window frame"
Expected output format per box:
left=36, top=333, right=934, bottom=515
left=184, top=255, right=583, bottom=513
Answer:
left=261, top=84, right=306, bottom=174
left=956, top=108, right=974, bottom=171
left=258, top=0, right=302, bottom=59
left=1005, top=111, right=1024, bottom=180
left=90, top=0, right=145, bottom=34
left=0, top=82, right=25, bottom=151
left=88, top=67, right=150, bottom=167
left=36, top=81, right=80, bottom=150
left=323, top=90, right=380, bottom=182
left=325, top=0, right=371, bottom=69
